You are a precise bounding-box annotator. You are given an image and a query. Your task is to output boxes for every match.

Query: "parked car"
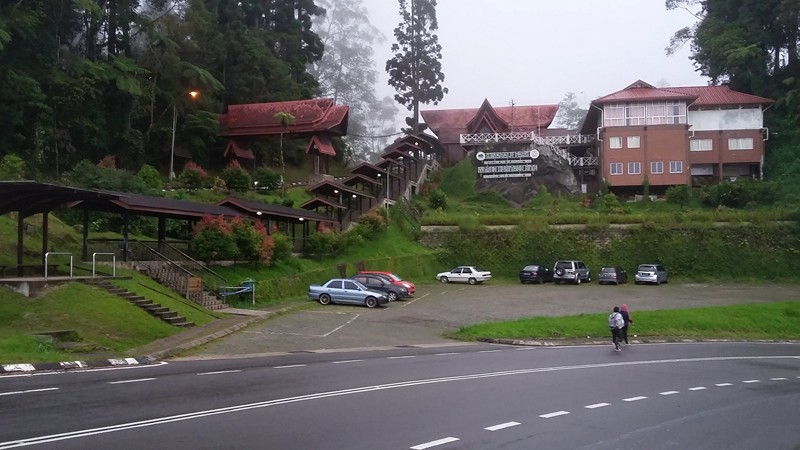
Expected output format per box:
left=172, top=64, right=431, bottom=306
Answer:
left=436, top=266, right=492, bottom=285
left=519, top=264, right=553, bottom=284
left=635, top=264, right=669, bottom=285
left=308, top=278, right=388, bottom=308
left=598, top=266, right=628, bottom=285
left=553, top=260, right=591, bottom=284
left=359, top=270, right=416, bottom=295
left=351, top=274, right=410, bottom=301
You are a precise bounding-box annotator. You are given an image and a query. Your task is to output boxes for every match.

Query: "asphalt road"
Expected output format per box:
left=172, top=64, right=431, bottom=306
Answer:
left=184, top=281, right=799, bottom=358
left=1, top=342, right=798, bottom=449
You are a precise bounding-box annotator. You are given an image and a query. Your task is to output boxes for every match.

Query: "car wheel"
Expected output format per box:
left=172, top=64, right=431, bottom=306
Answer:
left=365, top=297, right=378, bottom=308
left=439, top=276, right=449, bottom=283
left=387, top=291, right=398, bottom=301
left=319, top=294, right=331, bottom=305
left=575, top=277, right=581, bottom=285
left=468, top=278, right=477, bottom=285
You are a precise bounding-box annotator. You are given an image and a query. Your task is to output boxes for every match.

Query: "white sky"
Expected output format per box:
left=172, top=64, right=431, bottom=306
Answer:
left=362, top=0, right=708, bottom=111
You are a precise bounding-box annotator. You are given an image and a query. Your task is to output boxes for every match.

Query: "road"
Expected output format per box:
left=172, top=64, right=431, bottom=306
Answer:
left=0, top=342, right=798, bottom=449
left=1, top=282, right=797, bottom=449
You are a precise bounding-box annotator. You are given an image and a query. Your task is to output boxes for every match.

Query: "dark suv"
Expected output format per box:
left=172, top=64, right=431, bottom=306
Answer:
left=553, top=260, right=591, bottom=284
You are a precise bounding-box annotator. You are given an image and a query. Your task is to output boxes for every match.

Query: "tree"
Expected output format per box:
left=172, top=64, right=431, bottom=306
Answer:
left=386, top=0, right=448, bottom=132
left=551, top=92, right=588, bottom=130
left=310, top=0, right=399, bottom=161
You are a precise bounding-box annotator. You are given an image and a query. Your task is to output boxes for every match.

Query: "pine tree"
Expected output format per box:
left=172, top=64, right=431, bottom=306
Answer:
left=386, top=0, right=448, bottom=132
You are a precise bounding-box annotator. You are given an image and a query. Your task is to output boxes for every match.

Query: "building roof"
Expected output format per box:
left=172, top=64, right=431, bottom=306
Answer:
left=216, top=197, right=335, bottom=223
left=77, top=191, right=244, bottom=221
left=306, top=133, right=336, bottom=156
left=0, top=181, right=120, bottom=216
left=223, top=140, right=255, bottom=160
left=593, top=80, right=774, bottom=107
left=217, top=98, right=349, bottom=138
left=421, top=100, right=559, bottom=144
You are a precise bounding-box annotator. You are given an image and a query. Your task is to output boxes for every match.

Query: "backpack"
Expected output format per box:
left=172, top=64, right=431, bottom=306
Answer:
left=608, top=312, right=623, bottom=329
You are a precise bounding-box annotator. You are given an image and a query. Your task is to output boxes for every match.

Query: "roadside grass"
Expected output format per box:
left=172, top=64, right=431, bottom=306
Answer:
left=451, top=301, right=800, bottom=341
left=0, top=271, right=222, bottom=364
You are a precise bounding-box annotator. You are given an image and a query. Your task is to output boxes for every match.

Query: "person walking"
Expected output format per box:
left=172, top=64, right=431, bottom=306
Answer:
left=620, top=304, right=633, bottom=345
left=608, top=306, right=625, bottom=351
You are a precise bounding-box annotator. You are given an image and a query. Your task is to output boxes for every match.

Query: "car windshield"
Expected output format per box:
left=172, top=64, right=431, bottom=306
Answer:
left=523, top=265, right=539, bottom=271
left=385, top=273, right=402, bottom=281
left=555, top=262, right=572, bottom=269
left=639, top=265, right=655, bottom=271
left=600, top=268, right=615, bottom=273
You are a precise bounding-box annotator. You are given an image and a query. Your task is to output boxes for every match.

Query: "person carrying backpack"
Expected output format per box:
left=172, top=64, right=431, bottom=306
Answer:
left=608, top=306, right=625, bottom=351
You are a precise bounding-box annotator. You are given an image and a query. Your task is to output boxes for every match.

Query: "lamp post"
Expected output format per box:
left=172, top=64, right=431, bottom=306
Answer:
left=169, top=90, right=200, bottom=180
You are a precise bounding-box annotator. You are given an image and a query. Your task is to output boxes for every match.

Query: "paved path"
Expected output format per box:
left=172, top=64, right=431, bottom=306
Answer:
left=179, top=282, right=798, bottom=359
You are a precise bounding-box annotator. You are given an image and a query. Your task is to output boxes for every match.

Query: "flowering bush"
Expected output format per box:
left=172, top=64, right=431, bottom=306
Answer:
left=179, top=162, right=208, bottom=189
left=222, top=160, right=252, bottom=192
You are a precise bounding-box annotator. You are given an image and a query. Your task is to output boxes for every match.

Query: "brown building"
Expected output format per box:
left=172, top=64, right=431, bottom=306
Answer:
left=583, top=80, right=774, bottom=194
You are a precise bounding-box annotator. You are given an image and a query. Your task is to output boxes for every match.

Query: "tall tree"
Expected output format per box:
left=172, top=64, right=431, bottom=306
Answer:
left=386, top=0, right=447, bottom=133
left=310, top=0, right=399, bottom=162
left=552, top=92, right=588, bottom=130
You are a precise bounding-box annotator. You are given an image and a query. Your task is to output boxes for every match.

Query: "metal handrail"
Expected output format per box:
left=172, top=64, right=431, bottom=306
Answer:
left=92, top=252, right=116, bottom=277
left=163, top=242, right=228, bottom=286
left=44, top=252, right=73, bottom=279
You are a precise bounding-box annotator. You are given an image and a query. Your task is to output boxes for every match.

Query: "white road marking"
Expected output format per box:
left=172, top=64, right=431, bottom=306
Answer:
left=197, top=370, right=241, bottom=376
left=716, top=383, right=733, bottom=386
left=770, top=377, right=788, bottom=381
left=688, top=387, right=707, bottom=391
left=387, top=356, right=415, bottom=360
left=410, top=437, right=459, bottom=449
left=485, top=422, right=520, bottom=431
left=539, top=411, right=569, bottom=418
left=322, top=314, right=360, bottom=337
left=742, top=379, right=760, bottom=383
left=332, top=360, right=363, bottom=364
left=659, top=391, right=680, bottom=396
left=274, top=364, right=306, bottom=369
left=514, top=347, right=536, bottom=351
left=5, top=355, right=798, bottom=449
left=434, top=353, right=458, bottom=356
left=623, top=396, right=647, bottom=402
left=108, top=378, right=156, bottom=385
left=584, top=403, right=610, bottom=409
left=478, top=350, right=501, bottom=353
left=0, top=387, right=59, bottom=397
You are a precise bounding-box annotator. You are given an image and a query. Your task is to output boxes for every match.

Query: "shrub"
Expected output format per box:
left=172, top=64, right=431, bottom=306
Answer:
left=191, top=215, right=237, bottom=262
left=254, top=167, right=283, bottom=191
left=179, top=162, right=208, bottom=190
left=596, top=193, right=622, bottom=212
left=136, top=165, right=163, bottom=191
left=666, top=185, right=692, bottom=208
left=429, top=188, right=448, bottom=210
left=0, top=154, right=26, bottom=180
left=305, top=229, right=346, bottom=256
left=221, top=161, right=252, bottom=192
left=270, top=232, right=293, bottom=263
left=353, top=211, right=388, bottom=239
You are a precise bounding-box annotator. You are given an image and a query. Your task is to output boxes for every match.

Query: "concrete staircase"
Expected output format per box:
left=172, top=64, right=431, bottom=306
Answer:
left=134, top=261, right=229, bottom=311
left=83, top=278, right=194, bottom=327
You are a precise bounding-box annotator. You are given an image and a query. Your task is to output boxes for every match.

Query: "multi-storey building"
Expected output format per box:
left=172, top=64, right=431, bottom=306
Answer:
left=583, top=80, right=774, bottom=194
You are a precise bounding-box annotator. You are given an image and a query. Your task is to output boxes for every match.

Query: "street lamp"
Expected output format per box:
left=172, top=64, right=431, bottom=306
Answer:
left=169, top=90, right=200, bottom=180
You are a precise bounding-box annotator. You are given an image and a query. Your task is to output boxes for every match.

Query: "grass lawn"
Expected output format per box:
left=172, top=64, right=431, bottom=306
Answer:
left=452, top=301, right=800, bottom=342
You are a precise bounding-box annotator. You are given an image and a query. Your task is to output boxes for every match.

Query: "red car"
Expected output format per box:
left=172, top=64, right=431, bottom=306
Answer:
left=359, top=271, right=415, bottom=295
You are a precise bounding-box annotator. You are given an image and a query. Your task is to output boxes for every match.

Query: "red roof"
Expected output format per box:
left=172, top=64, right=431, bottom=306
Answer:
left=306, top=134, right=336, bottom=156
left=218, top=98, right=349, bottom=137
left=594, top=80, right=773, bottom=107
left=223, top=140, right=255, bottom=160
left=421, top=100, right=559, bottom=144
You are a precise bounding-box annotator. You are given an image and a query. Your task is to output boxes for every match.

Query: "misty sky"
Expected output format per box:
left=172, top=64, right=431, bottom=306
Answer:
left=361, top=0, right=709, bottom=111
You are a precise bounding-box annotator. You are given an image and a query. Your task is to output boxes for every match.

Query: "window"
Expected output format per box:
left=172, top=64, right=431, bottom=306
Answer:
left=669, top=161, right=683, bottom=174
left=609, top=137, right=622, bottom=149
left=627, top=136, right=641, bottom=148
left=610, top=163, right=623, bottom=175
left=690, top=139, right=713, bottom=151
left=650, top=161, right=664, bottom=174
left=343, top=281, right=359, bottom=290
left=604, top=105, right=625, bottom=127
left=628, top=162, right=641, bottom=175
left=728, top=138, right=754, bottom=150
left=625, top=103, right=646, bottom=126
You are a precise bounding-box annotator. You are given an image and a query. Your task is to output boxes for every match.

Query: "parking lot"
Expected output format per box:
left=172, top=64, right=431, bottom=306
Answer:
left=188, top=281, right=798, bottom=358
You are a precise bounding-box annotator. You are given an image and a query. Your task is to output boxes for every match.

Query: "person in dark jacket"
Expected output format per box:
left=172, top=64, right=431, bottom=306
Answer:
left=620, top=303, right=633, bottom=345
